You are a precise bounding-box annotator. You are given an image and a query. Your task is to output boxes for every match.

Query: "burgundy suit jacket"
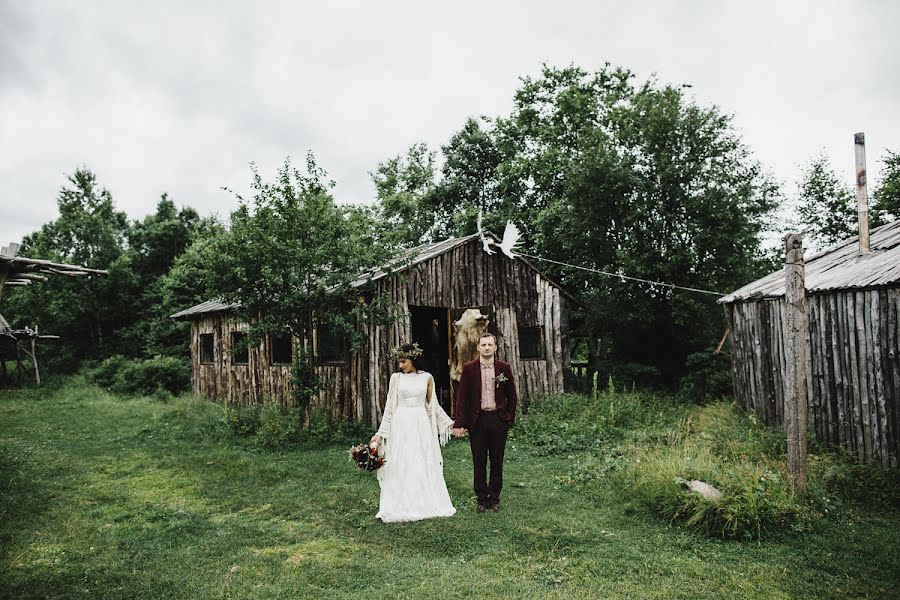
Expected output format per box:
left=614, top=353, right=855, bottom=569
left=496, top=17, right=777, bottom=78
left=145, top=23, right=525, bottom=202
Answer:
left=452, top=358, right=518, bottom=430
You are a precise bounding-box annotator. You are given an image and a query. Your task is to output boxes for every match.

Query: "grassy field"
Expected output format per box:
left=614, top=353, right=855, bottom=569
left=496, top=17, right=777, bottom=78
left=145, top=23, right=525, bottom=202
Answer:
left=1, top=377, right=899, bottom=599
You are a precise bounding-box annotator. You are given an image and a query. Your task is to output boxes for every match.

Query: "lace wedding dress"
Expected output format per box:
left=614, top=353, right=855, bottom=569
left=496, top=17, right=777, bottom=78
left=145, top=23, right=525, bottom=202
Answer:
left=375, top=370, right=456, bottom=523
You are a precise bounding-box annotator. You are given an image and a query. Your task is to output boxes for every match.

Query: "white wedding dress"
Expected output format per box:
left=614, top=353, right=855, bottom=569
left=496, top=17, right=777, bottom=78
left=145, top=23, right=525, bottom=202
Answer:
left=375, top=370, right=456, bottom=523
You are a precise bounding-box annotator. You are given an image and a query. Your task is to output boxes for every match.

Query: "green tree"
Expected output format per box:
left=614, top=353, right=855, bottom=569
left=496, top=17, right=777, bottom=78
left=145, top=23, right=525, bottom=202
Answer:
left=378, top=65, right=777, bottom=385
left=371, top=142, right=440, bottom=247
left=5, top=168, right=134, bottom=368
left=796, top=153, right=857, bottom=250
left=873, top=149, right=900, bottom=223
left=204, top=155, right=401, bottom=416
left=130, top=199, right=222, bottom=358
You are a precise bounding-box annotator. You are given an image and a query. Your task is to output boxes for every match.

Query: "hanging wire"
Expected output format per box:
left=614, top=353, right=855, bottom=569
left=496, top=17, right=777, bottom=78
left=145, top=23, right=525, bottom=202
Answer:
left=516, top=252, right=726, bottom=297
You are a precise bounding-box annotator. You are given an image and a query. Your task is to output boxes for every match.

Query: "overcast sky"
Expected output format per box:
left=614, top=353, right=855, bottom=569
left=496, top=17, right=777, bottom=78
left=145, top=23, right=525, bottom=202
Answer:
left=1, top=1, right=898, bottom=247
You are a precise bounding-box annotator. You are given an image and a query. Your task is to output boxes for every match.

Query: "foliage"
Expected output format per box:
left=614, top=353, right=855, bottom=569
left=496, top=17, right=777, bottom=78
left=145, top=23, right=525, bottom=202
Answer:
left=203, top=155, right=401, bottom=416
left=119, top=196, right=216, bottom=358
left=5, top=169, right=215, bottom=370
left=676, top=350, right=733, bottom=402
left=371, top=142, right=440, bottom=247
left=88, top=355, right=190, bottom=397
left=374, top=65, right=778, bottom=384
left=613, top=403, right=825, bottom=540
left=5, top=168, right=133, bottom=369
left=796, top=153, right=857, bottom=250
left=519, top=382, right=668, bottom=456
left=873, top=149, right=900, bottom=222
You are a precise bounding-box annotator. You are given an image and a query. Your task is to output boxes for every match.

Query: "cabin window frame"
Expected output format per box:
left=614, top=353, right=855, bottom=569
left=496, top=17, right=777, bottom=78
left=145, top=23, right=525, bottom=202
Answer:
left=230, top=331, right=249, bottom=365
left=200, top=332, right=215, bottom=364
left=270, top=332, right=294, bottom=366
left=315, top=323, right=346, bottom=365
left=518, top=326, right=545, bottom=361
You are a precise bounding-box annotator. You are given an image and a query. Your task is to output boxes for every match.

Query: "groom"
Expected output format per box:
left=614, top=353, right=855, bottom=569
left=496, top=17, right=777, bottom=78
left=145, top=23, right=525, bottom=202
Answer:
left=452, top=332, right=518, bottom=513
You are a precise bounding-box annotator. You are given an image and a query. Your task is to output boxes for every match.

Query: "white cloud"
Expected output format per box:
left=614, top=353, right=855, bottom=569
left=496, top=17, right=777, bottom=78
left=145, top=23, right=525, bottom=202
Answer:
left=1, top=0, right=898, bottom=247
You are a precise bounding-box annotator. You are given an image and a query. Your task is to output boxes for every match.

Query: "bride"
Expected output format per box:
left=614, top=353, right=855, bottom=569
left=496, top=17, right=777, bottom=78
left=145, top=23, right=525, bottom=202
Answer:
left=370, top=342, right=458, bottom=523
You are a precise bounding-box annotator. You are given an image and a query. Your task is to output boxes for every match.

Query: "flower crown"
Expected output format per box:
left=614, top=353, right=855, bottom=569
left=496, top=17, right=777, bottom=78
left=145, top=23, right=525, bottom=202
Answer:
left=390, top=342, right=423, bottom=360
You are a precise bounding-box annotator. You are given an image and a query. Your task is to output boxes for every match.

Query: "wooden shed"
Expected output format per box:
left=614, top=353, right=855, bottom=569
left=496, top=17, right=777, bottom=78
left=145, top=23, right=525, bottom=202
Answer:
left=171, top=233, right=576, bottom=427
left=720, top=220, right=900, bottom=466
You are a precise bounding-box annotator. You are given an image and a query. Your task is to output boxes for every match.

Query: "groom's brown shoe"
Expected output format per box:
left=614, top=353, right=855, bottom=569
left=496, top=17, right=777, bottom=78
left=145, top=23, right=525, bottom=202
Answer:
left=490, top=502, right=501, bottom=512
left=476, top=503, right=488, bottom=513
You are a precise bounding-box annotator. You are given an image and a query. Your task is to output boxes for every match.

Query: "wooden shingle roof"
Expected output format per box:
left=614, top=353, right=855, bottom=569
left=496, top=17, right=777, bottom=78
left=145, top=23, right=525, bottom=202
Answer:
left=719, top=220, right=900, bottom=303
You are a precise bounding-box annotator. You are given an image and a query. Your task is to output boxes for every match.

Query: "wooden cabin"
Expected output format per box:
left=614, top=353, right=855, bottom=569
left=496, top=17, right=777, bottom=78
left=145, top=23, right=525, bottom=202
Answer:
left=719, top=220, right=900, bottom=466
left=171, top=233, right=576, bottom=427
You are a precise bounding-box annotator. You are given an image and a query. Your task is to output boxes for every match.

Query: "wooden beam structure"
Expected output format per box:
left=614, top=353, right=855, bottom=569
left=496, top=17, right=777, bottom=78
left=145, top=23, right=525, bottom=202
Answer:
left=0, top=241, right=107, bottom=385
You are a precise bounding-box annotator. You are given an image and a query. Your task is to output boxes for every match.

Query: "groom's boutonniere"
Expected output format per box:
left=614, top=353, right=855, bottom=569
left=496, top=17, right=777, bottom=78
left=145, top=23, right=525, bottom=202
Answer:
left=495, top=372, right=509, bottom=388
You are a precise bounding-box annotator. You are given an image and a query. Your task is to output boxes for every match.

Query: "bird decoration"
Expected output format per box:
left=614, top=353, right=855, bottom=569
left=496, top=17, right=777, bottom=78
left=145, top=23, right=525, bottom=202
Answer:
left=498, top=221, right=522, bottom=258
left=477, top=209, right=522, bottom=259
left=477, top=209, right=496, bottom=255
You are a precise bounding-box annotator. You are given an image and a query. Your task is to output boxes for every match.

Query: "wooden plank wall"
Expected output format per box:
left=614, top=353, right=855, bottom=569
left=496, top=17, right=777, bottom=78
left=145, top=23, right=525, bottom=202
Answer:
left=187, top=236, right=570, bottom=427
left=727, top=287, right=899, bottom=466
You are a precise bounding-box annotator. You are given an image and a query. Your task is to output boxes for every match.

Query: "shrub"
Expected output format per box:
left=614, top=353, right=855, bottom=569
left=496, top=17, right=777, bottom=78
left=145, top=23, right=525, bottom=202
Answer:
left=89, top=355, right=190, bottom=397
left=677, top=350, right=733, bottom=403
left=87, top=355, right=130, bottom=389
left=255, top=403, right=305, bottom=449
left=224, top=403, right=262, bottom=437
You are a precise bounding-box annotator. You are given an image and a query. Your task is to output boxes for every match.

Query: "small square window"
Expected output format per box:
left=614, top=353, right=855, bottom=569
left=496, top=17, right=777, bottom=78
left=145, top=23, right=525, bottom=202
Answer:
left=518, top=326, right=544, bottom=360
left=271, top=333, right=293, bottom=365
left=200, top=333, right=215, bottom=364
left=231, top=331, right=249, bottom=365
left=317, top=324, right=345, bottom=363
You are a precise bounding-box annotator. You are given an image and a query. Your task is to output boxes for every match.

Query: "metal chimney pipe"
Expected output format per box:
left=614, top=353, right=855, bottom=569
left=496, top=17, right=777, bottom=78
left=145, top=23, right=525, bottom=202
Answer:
left=854, top=132, right=871, bottom=254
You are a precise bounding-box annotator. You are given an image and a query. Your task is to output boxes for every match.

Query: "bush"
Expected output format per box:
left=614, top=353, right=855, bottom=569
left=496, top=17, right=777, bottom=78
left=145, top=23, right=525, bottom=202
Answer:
left=677, top=350, right=733, bottom=403
left=88, top=355, right=190, bottom=397
left=224, top=403, right=262, bottom=437
left=86, top=355, right=130, bottom=389
left=255, top=403, right=305, bottom=449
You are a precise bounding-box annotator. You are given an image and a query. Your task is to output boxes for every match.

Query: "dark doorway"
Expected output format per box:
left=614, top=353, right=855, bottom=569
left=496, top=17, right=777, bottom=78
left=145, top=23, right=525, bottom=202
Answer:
left=410, top=306, right=451, bottom=413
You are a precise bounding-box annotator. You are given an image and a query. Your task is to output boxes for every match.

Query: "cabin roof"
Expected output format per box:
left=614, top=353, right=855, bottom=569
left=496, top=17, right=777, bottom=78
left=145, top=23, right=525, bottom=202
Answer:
left=169, top=299, right=236, bottom=320
left=171, top=232, right=579, bottom=320
left=719, top=220, right=900, bottom=303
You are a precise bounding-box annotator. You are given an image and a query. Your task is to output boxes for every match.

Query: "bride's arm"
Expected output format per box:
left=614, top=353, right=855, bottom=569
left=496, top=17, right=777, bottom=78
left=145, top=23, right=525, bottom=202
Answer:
left=373, top=372, right=399, bottom=442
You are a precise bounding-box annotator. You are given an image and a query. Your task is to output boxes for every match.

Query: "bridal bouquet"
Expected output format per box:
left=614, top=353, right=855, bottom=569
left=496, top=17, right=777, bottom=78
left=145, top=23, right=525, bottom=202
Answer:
left=349, top=442, right=385, bottom=471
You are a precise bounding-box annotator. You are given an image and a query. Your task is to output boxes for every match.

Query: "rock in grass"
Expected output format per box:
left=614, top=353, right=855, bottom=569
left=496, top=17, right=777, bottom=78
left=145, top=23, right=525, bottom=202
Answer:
left=686, top=480, right=722, bottom=501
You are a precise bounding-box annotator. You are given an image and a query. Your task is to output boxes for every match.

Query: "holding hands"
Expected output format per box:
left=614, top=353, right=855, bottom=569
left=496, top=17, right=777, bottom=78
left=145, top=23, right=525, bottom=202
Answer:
left=451, top=428, right=468, bottom=439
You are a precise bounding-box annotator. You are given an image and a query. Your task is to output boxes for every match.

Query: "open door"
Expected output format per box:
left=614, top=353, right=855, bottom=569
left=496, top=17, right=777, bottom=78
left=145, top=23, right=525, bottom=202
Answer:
left=410, top=306, right=452, bottom=414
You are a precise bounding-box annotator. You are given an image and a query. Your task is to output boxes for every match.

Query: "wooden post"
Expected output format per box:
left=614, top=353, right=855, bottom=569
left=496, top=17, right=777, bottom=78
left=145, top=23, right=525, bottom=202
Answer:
left=784, top=233, right=808, bottom=491
left=32, top=325, right=40, bottom=386
left=854, top=133, right=871, bottom=254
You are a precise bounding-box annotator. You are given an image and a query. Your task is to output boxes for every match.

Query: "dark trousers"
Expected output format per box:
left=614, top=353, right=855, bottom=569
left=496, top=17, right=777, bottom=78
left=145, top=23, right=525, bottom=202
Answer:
left=469, top=411, right=510, bottom=505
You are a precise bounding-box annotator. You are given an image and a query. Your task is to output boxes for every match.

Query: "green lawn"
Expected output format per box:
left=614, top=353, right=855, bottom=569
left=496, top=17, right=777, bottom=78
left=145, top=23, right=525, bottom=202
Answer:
left=1, top=378, right=898, bottom=599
